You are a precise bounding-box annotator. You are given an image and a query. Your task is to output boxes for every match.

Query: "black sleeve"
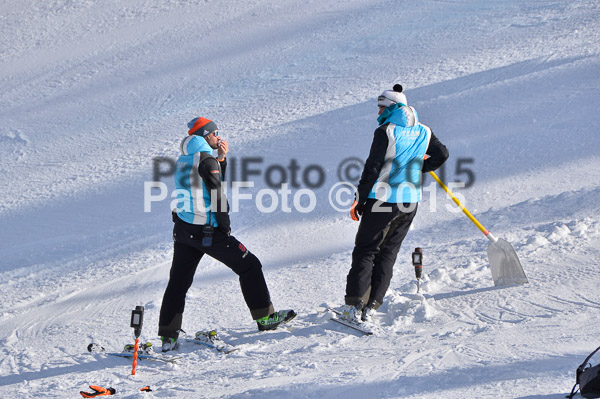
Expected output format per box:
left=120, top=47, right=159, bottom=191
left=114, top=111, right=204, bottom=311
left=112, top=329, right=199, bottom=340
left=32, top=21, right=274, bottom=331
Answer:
left=218, top=158, right=227, bottom=180
left=422, top=131, right=449, bottom=173
left=356, top=126, right=388, bottom=205
left=198, top=157, right=231, bottom=232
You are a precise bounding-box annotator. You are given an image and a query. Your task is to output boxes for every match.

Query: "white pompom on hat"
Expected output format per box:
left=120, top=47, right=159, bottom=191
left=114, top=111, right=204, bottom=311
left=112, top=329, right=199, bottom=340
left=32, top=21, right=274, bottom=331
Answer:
left=377, top=84, right=407, bottom=107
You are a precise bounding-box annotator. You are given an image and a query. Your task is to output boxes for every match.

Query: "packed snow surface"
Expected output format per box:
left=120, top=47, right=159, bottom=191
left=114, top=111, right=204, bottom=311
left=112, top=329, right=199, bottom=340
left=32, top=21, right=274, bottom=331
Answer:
left=1, top=1, right=599, bottom=398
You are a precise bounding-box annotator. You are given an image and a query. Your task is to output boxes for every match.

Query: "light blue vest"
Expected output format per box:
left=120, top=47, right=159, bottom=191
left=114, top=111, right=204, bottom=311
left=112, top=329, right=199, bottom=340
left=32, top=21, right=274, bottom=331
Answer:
left=368, top=105, right=432, bottom=204
left=174, top=135, right=220, bottom=226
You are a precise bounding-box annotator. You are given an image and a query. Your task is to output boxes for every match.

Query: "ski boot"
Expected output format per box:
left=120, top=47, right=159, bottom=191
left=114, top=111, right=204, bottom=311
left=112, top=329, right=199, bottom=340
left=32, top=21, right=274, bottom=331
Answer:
left=340, top=303, right=363, bottom=325
left=257, top=309, right=297, bottom=331
left=361, top=300, right=378, bottom=323
left=160, top=336, right=179, bottom=353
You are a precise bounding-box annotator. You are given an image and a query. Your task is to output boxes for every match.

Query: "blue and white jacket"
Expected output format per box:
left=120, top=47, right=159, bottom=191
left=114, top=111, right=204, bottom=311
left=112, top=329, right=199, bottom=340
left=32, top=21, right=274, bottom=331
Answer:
left=174, top=135, right=230, bottom=230
left=356, top=104, right=449, bottom=205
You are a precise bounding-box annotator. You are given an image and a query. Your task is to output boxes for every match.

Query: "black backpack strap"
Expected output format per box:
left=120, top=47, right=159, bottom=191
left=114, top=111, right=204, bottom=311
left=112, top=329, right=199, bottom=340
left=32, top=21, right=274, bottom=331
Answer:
left=567, top=384, right=579, bottom=399
left=197, top=152, right=222, bottom=226
left=198, top=152, right=220, bottom=172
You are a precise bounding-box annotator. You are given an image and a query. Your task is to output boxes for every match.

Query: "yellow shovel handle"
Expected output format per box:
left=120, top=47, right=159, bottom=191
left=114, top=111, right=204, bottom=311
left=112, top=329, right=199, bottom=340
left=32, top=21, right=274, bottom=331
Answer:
left=428, top=171, right=493, bottom=239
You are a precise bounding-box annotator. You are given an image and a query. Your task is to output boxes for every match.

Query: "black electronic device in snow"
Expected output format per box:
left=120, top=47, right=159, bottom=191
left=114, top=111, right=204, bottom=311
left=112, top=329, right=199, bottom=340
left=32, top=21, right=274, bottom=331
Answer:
left=412, top=248, right=423, bottom=292
left=130, top=305, right=144, bottom=339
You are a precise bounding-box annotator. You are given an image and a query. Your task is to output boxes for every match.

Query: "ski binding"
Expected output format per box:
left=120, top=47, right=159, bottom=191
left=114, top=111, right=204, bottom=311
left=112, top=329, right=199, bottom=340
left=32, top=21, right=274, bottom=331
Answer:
left=187, top=330, right=239, bottom=354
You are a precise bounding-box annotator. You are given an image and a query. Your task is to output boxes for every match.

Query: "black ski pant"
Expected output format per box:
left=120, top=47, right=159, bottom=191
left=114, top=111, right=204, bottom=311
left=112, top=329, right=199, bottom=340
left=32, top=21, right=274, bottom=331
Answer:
left=158, top=219, right=274, bottom=338
left=345, top=199, right=418, bottom=309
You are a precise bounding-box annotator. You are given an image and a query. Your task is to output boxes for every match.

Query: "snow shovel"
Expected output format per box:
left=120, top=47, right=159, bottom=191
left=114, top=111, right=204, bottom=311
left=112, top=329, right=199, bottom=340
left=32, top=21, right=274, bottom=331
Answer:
left=428, top=171, right=528, bottom=286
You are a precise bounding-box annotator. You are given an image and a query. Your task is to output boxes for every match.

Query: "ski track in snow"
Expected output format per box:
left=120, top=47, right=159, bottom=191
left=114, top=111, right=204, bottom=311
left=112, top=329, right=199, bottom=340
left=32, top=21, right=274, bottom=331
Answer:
left=1, top=1, right=600, bottom=398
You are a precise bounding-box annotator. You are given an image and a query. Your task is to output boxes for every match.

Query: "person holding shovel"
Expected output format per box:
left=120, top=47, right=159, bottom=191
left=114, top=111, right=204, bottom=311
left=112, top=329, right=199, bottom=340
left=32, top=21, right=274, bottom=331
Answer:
left=342, top=85, right=449, bottom=327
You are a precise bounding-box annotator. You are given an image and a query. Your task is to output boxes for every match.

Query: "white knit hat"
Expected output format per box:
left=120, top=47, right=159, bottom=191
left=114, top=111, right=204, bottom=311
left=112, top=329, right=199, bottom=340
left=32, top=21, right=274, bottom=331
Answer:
left=378, top=84, right=407, bottom=107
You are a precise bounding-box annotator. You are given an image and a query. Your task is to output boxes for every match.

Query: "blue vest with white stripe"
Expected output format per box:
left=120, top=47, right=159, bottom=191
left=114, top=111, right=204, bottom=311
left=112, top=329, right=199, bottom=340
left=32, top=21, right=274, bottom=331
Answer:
left=368, top=105, right=432, bottom=203
left=174, top=135, right=220, bottom=226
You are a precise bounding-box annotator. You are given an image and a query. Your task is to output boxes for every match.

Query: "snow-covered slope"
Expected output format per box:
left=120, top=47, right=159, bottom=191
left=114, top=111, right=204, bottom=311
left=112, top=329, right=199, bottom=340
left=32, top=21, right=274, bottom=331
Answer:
left=1, top=1, right=599, bottom=398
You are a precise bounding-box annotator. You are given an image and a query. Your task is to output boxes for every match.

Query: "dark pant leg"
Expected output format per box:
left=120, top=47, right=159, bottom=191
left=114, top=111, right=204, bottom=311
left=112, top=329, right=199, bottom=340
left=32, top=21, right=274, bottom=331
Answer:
left=202, top=231, right=274, bottom=320
left=368, top=204, right=418, bottom=307
left=158, top=240, right=204, bottom=338
left=345, top=199, right=399, bottom=306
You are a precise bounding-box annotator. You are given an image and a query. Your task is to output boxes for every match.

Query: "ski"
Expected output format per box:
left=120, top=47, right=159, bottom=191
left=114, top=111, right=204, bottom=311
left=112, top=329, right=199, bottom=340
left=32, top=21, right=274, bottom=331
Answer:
left=87, top=342, right=182, bottom=364
left=330, top=316, right=374, bottom=335
left=328, top=308, right=374, bottom=336
left=187, top=338, right=239, bottom=354
left=87, top=330, right=238, bottom=362
left=184, top=330, right=239, bottom=354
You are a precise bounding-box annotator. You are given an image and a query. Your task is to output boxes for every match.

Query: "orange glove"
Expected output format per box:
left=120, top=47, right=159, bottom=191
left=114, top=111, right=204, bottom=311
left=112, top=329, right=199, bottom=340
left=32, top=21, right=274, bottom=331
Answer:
left=350, top=200, right=363, bottom=221
left=80, top=386, right=116, bottom=397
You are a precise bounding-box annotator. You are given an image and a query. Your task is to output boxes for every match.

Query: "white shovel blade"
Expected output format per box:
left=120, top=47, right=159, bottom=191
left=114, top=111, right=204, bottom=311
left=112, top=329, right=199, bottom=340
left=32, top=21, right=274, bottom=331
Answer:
left=487, top=238, right=528, bottom=286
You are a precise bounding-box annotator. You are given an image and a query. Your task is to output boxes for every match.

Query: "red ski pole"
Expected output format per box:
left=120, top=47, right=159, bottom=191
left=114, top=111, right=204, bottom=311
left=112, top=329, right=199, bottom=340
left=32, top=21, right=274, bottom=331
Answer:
left=130, top=306, right=144, bottom=375
left=132, top=338, right=139, bottom=375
